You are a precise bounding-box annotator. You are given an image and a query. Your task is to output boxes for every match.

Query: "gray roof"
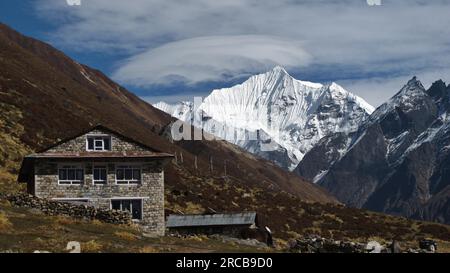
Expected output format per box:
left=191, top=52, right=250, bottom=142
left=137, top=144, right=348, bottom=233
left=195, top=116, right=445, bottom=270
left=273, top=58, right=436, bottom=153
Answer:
left=166, top=212, right=257, bottom=228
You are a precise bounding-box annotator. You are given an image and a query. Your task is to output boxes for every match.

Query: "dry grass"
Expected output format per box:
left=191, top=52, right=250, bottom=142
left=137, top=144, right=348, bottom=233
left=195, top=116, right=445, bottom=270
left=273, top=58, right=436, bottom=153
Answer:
left=138, top=246, right=158, bottom=253
left=436, top=240, right=450, bottom=253
left=82, top=240, right=103, bottom=253
left=55, top=216, right=76, bottom=225
left=0, top=211, right=12, bottom=231
left=186, top=235, right=209, bottom=243
left=184, top=202, right=205, bottom=214
left=114, top=231, right=138, bottom=241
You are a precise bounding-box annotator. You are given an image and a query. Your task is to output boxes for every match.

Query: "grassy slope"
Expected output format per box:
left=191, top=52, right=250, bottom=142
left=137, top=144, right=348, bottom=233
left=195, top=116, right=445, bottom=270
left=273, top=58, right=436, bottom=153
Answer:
left=0, top=200, right=270, bottom=253
left=2, top=197, right=450, bottom=252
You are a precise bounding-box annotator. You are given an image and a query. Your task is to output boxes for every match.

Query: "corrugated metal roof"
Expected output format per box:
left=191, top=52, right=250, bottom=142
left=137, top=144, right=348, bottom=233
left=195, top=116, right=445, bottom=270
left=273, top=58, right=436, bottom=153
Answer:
left=166, top=212, right=257, bottom=228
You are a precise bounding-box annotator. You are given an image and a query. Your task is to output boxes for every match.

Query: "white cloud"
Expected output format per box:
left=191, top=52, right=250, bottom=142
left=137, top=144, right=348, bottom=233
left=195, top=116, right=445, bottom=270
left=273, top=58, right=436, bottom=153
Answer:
left=34, top=0, right=450, bottom=105
left=112, top=35, right=312, bottom=86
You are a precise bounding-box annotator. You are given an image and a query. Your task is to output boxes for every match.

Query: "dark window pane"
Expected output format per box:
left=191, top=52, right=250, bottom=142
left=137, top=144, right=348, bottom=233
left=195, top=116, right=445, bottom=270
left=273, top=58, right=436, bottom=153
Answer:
left=59, top=169, right=67, bottom=180
left=125, top=169, right=133, bottom=180
left=68, top=169, right=75, bottom=180
left=94, top=168, right=107, bottom=183
left=93, top=169, right=99, bottom=180
left=76, top=169, right=84, bottom=181
left=87, top=138, right=94, bottom=150
left=131, top=200, right=142, bottom=220
left=122, top=200, right=131, bottom=212
left=133, top=169, right=141, bottom=181
left=104, top=137, right=111, bottom=150
left=111, top=200, right=120, bottom=210
left=100, top=169, right=107, bottom=180
left=116, top=169, right=124, bottom=180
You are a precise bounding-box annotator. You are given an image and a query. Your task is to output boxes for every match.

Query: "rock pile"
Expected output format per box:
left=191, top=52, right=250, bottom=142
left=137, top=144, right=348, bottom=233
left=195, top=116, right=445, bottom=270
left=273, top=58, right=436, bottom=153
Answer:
left=2, top=193, right=131, bottom=225
left=289, top=235, right=367, bottom=253
left=288, top=235, right=438, bottom=253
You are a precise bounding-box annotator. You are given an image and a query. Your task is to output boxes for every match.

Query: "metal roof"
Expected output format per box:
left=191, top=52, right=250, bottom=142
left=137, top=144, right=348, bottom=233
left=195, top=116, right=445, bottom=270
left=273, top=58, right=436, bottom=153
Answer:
left=25, top=151, right=173, bottom=159
left=166, top=212, right=257, bottom=228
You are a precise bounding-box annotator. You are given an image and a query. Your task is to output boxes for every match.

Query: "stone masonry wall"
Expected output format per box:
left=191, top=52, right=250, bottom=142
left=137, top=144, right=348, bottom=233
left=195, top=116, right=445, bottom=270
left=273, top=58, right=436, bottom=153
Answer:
left=34, top=160, right=165, bottom=236
left=46, top=129, right=148, bottom=153
left=3, top=193, right=132, bottom=224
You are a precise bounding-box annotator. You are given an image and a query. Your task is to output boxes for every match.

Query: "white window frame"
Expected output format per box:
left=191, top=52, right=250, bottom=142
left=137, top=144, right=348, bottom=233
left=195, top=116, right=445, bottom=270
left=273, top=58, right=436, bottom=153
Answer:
left=86, top=134, right=112, bottom=152
left=115, top=164, right=142, bottom=185
left=110, top=198, right=144, bottom=221
left=52, top=198, right=90, bottom=203
left=92, top=165, right=108, bottom=185
left=58, top=164, right=84, bottom=185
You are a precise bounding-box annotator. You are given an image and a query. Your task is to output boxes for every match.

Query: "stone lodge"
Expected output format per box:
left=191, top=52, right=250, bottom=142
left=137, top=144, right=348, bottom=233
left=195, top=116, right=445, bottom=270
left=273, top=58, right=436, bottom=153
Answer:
left=18, top=125, right=173, bottom=236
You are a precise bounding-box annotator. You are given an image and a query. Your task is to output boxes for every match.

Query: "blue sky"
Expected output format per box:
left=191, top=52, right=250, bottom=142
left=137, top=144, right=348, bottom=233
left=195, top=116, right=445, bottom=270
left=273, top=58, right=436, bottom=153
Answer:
left=1, top=0, right=450, bottom=106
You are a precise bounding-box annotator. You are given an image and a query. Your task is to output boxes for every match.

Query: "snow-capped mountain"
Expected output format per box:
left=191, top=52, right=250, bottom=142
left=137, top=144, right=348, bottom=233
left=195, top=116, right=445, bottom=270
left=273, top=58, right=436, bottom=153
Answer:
left=155, top=66, right=374, bottom=170
left=309, top=77, right=450, bottom=224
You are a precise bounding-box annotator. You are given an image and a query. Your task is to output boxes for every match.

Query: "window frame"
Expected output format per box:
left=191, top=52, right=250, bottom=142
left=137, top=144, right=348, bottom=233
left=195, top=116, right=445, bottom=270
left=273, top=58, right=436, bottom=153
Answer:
left=86, top=135, right=112, bottom=152
left=110, top=198, right=143, bottom=221
left=92, top=165, right=108, bottom=185
left=58, top=164, right=84, bottom=185
left=115, top=164, right=142, bottom=185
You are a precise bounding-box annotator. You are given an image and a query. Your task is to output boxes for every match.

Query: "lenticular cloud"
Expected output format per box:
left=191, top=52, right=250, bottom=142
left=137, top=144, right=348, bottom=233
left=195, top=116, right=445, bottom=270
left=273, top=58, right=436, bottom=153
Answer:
left=112, top=35, right=312, bottom=86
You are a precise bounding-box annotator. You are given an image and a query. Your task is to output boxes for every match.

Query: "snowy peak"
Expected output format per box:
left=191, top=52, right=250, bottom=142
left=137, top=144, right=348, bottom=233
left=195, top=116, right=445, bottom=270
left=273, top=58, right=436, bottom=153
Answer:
left=155, top=66, right=374, bottom=170
left=396, top=76, right=425, bottom=97
left=370, top=77, right=429, bottom=123
left=154, top=101, right=193, bottom=121
left=268, top=65, right=289, bottom=78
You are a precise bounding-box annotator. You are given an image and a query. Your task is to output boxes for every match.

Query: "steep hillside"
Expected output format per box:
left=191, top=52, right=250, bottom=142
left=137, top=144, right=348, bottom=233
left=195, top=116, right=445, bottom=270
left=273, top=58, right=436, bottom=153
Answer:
left=0, top=23, right=339, bottom=239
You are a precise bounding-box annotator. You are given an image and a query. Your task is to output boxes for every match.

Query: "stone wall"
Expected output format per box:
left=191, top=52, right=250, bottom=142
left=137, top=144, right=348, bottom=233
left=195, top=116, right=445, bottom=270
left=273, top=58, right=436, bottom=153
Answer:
left=3, top=193, right=132, bottom=224
left=46, top=129, right=148, bottom=153
left=33, top=160, right=165, bottom=236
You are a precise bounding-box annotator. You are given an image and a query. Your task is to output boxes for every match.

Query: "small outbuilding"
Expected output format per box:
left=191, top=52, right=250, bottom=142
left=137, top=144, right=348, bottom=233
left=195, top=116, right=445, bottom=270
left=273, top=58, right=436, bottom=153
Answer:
left=166, top=212, right=258, bottom=237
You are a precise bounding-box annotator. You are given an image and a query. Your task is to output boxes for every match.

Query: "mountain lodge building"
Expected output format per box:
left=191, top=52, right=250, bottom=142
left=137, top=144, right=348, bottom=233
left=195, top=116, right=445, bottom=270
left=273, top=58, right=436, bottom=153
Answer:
left=18, top=125, right=173, bottom=236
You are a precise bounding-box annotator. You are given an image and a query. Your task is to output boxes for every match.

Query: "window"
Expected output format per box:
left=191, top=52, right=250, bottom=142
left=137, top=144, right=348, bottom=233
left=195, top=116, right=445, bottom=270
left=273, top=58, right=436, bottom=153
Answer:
left=111, top=199, right=142, bottom=220
left=86, top=135, right=111, bottom=151
left=116, top=165, right=141, bottom=185
left=93, top=166, right=107, bottom=184
left=58, top=165, right=84, bottom=185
